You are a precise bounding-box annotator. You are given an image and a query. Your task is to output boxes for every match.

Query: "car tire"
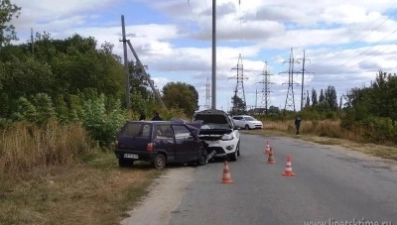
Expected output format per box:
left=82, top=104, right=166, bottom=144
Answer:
left=153, top=153, right=166, bottom=170
left=237, top=141, right=240, bottom=156
left=197, top=148, right=208, bottom=166
left=245, top=124, right=249, bottom=130
left=118, top=158, right=133, bottom=168
left=228, top=149, right=238, bottom=161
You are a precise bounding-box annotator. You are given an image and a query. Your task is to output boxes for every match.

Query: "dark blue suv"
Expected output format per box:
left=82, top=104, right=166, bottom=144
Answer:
left=114, top=119, right=208, bottom=170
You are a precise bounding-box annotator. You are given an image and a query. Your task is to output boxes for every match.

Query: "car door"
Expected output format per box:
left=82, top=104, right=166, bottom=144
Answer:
left=172, top=124, right=198, bottom=162
left=153, top=124, right=176, bottom=162
left=233, top=116, right=243, bottom=128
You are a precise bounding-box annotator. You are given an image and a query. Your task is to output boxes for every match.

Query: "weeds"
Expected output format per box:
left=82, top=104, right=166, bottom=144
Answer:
left=0, top=121, right=95, bottom=178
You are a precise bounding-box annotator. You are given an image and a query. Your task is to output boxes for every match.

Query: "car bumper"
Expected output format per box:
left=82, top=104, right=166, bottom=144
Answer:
left=114, top=149, right=155, bottom=161
left=203, top=139, right=239, bottom=157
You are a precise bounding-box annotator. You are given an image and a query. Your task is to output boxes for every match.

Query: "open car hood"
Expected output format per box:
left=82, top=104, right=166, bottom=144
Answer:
left=170, top=117, right=203, bottom=138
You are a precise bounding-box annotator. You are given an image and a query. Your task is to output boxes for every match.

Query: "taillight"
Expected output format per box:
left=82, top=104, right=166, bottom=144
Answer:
left=147, top=143, right=154, bottom=152
left=115, top=140, right=119, bottom=148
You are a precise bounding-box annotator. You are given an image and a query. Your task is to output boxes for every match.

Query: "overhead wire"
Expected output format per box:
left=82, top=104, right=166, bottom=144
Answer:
left=327, top=4, right=397, bottom=62
left=336, top=26, right=397, bottom=67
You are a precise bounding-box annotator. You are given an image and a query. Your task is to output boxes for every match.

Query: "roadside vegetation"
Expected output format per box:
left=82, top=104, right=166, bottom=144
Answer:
left=242, top=73, right=397, bottom=160
left=0, top=1, right=197, bottom=224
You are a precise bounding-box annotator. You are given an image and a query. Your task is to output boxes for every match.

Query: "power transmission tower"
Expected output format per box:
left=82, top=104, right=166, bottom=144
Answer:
left=296, top=50, right=314, bottom=111
left=229, top=53, right=248, bottom=114
left=257, top=61, right=274, bottom=115
left=279, top=48, right=300, bottom=113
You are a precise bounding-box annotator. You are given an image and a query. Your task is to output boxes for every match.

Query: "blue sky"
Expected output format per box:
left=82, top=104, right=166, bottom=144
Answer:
left=12, top=0, right=397, bottom=111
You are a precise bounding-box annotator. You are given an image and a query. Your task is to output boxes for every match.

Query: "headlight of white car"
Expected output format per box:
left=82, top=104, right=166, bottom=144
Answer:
left=222, top=134, right=234, bottom=141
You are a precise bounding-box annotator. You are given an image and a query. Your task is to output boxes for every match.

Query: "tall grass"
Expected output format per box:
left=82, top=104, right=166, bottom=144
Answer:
left=263, top=119, right=367, bottom=142
left=0, top=121, right=96, bottom=178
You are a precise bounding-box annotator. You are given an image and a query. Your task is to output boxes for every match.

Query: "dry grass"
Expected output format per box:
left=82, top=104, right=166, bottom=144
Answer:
left=0, top=121, right=94, bottom=178
left=0, top=152, right=161, bottom=225
left=251, top=119, right=397, bottom=161
left=0, top=122, right=162, bottom=225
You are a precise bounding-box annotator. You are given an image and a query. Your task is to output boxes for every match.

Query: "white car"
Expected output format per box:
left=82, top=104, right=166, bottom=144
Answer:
left=232, top=115, right=263, bottom=130
left=192, top=109, right=240, bottom=161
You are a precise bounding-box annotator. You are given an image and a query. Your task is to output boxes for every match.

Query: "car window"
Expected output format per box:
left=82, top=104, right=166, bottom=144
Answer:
left=120, top=123, right=152, bottom=139
left=244, top=116, right=255, bottom=121
left=154, top=124, right=174, bottom=140
left=172, top=125, right=193, bottom=140
left=233, top=117, right=242, bottom=120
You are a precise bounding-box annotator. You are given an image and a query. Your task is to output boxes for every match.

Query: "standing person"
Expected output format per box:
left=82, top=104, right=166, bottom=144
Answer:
left=139, top=113, right=146, bottom=121
left=151, top=111, right=163, bottom=121
left=295, top=115, right=302, bottom=135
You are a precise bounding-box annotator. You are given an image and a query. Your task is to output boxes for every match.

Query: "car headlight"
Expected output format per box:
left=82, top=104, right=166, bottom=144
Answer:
left=222, top=134, right=234, bottom=141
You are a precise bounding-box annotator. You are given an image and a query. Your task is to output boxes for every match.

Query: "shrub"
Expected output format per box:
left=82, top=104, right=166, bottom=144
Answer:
left=80, top=94, right=127, bottom=148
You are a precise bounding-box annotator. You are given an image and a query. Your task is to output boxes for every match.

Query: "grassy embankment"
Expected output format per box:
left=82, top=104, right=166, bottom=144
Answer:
left=251, top=119, right=397, bottom=161
left=0, top=122, right=162, bottom=225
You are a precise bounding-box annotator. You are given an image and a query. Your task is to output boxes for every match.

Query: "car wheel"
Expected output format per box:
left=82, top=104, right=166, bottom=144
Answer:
left=228, top=149, right=238, bottom=161
left=153, top=153, right=166, bottom=170
left=245, top=124, right=249, bottom=130
left=237, top=142, right=240, bottom=156
left=197, top=150, right=207, bottom=166
left=118, top=158, right=133, bottom=168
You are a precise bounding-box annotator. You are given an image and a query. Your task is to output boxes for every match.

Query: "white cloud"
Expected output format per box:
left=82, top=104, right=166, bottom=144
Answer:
left=9, top=0, right=397, bottom=110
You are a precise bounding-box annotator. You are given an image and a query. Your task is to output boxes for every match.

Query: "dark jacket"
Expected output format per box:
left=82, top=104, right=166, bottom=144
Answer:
left=295, top=116, right=301, bottom=125
left=152, top=115, right=163, bottom=121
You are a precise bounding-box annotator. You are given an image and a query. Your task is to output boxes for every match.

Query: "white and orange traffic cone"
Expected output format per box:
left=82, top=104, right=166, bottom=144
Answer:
left=221, top=161, right=234, bottom=184
left=267, top=148, right=276, bottom=164
left=282, top=155, right=295, bottom=176
left=264, top=140, right=271, bottom=154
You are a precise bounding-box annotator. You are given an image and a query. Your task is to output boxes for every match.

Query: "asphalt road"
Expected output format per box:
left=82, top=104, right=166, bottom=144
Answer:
left=166, top=133, right=397, bottom=225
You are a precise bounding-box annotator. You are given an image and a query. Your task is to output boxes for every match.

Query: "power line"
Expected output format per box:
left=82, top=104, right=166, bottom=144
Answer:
left=337, top=26, right=397, bottom=67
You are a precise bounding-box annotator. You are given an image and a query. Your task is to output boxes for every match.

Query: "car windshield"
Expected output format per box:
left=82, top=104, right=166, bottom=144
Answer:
left=201, top=123, right=231, bottom=130
left=244, top=116, right=256, bottom=121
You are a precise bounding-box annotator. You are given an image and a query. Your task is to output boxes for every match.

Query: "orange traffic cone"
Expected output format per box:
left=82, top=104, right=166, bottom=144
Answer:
left=221, top=161, right=234, bottom=184
left=282, top=155, right=295, bottom=176
left=267, top=148, right=276, bottom=164
left=264, top=140, right=271, bottom=154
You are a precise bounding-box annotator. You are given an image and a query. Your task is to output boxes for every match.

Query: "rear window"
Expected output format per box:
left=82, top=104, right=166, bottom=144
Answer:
left=119, top=123, right=152, bottom=139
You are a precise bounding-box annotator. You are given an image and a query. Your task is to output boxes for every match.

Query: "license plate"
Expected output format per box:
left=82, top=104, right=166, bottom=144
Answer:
left=124, top=153, right=139, bottom=159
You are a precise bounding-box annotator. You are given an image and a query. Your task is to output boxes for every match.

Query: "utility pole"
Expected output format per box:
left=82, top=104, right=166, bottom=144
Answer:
left=120, top=15, right=167, bottom=110
left=31, top=28, right=34, bottom=57
left=205, top=77, right=211, bottom=109
left=297, top=49, right=314, bottom=111
left=126, top=40, right=167, bottom=109
left=300, top=50, right=305, bottom=111
left=211, top=0, right=216, bottom=109
left=279, top=48, right=300, bottom=113
left=257, top=61, right=274, bottom=115
left=120, top=15, right=130, bottom=109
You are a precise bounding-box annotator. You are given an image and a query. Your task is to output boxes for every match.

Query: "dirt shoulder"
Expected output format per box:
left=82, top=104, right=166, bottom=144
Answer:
left=244, top=129, right=397, bottom=161
left=120, top=167, right=195, bottom=225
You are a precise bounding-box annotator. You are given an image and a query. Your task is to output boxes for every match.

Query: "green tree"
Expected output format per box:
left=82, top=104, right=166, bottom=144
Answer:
left=324, top=86, right=338, bottom=110
left=305, top=90, right=310, bottom=108
left=0, top=0, right=21, bottom=47
left=319, top=89, right=325, bottom=102
left=231, top=95, right=246, bottom=114
left=311, top=88, right=318, bottom=106
left=162, top=82, right=198, bottom=117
